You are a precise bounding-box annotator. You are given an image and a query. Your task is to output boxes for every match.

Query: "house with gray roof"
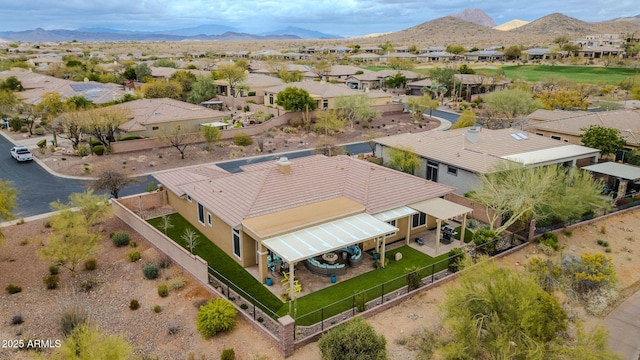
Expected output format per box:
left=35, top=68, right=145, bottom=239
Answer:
left=374, top=127, right=600, bottom=194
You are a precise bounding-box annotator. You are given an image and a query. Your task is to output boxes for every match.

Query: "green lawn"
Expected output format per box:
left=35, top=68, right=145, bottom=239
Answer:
left=148, top=214, right=451, bottom=324
left=482, top=65, right=638, bottom=85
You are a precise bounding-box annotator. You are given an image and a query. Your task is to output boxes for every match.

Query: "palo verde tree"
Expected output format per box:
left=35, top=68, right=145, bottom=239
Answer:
left=201, top=124, right=221, bottom=151
left=187, top=75, right=217, bottom=104
left=580, top=125, right=627, bottom=160
left=450, top=109, right=476, bottom=129
left=334, top=94, right=379, bottom=129
left=40, top=190, right=111, bottom=276
left=469, top=163, right=611, bottom=234
left=160, top=124, right=199, bottom=159
left=141, top=79, right=183, bottom=100
left=214, top=63, right=247, bottom=97
left=84, top=107, right=131, bottom=148
left=385, top=145, right=420, bottom=174
left=406, top=94, right=438, bottom=122
left=483, top=88, right=543, bottom=127
left=50, top=324, right=132, bottom=360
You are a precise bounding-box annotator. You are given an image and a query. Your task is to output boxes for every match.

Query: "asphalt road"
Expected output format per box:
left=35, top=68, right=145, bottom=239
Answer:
left=1, top=109, right=459, bottom=217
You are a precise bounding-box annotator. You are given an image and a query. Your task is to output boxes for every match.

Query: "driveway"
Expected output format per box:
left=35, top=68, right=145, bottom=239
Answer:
left=605, top=290, right=640, bottom=359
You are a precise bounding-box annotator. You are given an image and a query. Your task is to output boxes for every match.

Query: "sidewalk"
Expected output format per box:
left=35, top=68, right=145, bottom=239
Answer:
left=605, top=290, right=640, bottom=359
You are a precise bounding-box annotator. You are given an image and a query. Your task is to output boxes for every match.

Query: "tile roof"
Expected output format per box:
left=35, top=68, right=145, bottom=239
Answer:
left=374, top=128, right=599, bottom=173
left=154, top=155, right=455, bottom=228
left=527, top=109, right=640, bottom=146
left=116, top=98, right=227, bottom=131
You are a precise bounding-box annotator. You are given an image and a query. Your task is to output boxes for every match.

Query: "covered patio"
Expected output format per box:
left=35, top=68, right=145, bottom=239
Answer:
left=583, top=162, right=640, bottom=199
left=408, top=198, right=473, bottom=255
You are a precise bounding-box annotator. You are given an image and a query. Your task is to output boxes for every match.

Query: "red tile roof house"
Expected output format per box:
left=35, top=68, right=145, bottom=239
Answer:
left=154, top=154, right=469, bottom=296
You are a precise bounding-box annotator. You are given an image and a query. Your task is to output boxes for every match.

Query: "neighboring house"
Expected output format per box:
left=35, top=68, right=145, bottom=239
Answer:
left=570, top=46, right=623, bottom=59
left=406, top=79, right=435, bottom=96
left=154, top=154, right=466, bottom=285
left=215, top=73, right=285, bottom=99
left=374, top=127, right=600, bottom=195
left=116, top=98, right=227, bottom=137
left=0, top=68, right=128, bottom=105
left=571, top=34, right=625, bottom=48
left=262, top=81, right=393, bottom=110
left=527, top=109, right=640, bottom=157
left=464, top=50, right=504, bottom=62
left=345, top=70, right=421, bottom=91
left=452, top=74, right=510, bottom=100
left=347, top=53, right=381, bottom=63
left=416, top=51, right=457, bottom=62
left=379, top=52, right=417, bottom=62
left=522, top=48, right=556, bottom=61
left=320, top=65, right=368, bottom=82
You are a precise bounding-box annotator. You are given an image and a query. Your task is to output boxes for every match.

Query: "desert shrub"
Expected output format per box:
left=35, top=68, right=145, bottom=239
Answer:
left=129, top=240, right=137, bottom=248
left=366, top=156, right=383, bottom=165
left=44, top=275, right=59, bottom=289
left=233, top=133, right=253, bottom=146
left=5, top=284, right=22, bottom=294
left=600, top=225, right=606, bottom=234
left=80, top=278, right=98, bottom=292
left=563, top=253, right=617, bottom=297
left=84, top=257, right=97, bottom=271
left=196, top=299, right=237, bottom=338
left=405, top=266, right=421, bottom=291
left=473, top=228, right=499, bottom=255
left=89, top=139, right=101, bottom=147
left=168, top=275, right=186, bottom=291
left=11, top=314, right=24, bottom=325
left=527, top=258, right=563, bottom=292
left=281, top=126, right=298, bottom=134
left=220, top=348, right=236, bottom=360
left=111, top=230, right=130, bottom=247
left=447, top=248, right=465, bottom=273
left=167, top=325, right=180, bottom=335
left=34, top=128, right=44, bottom=136
left=59, top=306, right=88, bottom=336
left=76, top=144, right=90, bottom=157
left=564, top=229, right=573, bottom=236
left=158, top=255, right=172, bottom=269
left=20, top=126, right=28, bottom=133
left=605, top=247, right=612, bottom=253
left=142, top=263, right=160, bottom=279
left=538, top=243, right=555, bottom=256
left=354, top=291, right=367, bottom=312
left=129, top=299, right=140, bottom=310
left=92, top=145, right=105, bottom=155
left=118, top=135, right=144, bottom=141
left=318, top=316, right=386, bottom=360
left=596, top=239, right=609, bottom=247
left=158, top=284, right=169, bottom=297
left=240, top=303, right=248, bottom=310
left=153, top=305, right=162, bottom=313
left=127, top=251, right=141, bottom=262
left=36, top=138, right=47, bottom=148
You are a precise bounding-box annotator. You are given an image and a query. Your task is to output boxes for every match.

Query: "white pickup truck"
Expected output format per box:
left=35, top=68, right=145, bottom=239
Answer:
left=10, top=146, right=33, bottom=162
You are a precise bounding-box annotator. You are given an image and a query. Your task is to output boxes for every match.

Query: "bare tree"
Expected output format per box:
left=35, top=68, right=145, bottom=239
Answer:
left=160, top=125, right=199, bottom=159
left=160, top=215, right=173, bottom=234
left=181, top=228, right=200, bottom=254
left=91, top=164, right=139, bottom=199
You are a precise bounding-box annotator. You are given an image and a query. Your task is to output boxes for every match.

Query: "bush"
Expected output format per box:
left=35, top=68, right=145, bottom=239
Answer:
left=59, top=306, right=88, bottom=336
left=34, top=128, right=45, bottom=135
left=405, top=266, right=421, bottom=291
left=366, top=157, right=383, bottom=165
left=233, top=133, right=253, bottom=146
left=142, top=262, right=160, bottom=279
left=5, top=284, right=22, bottom=294
left=36, top=139, right=47, bottom=148
left=158, top=255, right=172, bottom=269
left=111, top=230, right=130, bottom=247
left=84, top=257, right=97, bottom=271
left=92, top=145, right=105, bottom=155
left=153, top=305, right=162, bottom=313
left=447, top=248, right=465, bottom=273
left=80, top=278, right=98, bottom=292
left=44, top=275, right=59, bottom=289
left=118, top=135, right=144, bottom=141
left=12, top=314, right=23, bottom=325
left=318, top=316, right=386, bottom=360
left=76, top=144, right=90, bottom=157
left=220, top=348, right=236, bottom=360
left=89, top=139, right=101, bottom=147
left=538, top=232, right=559, bottom=251
left=168, top=275, right=186, bottom=291
left=197, top=299, right=237, bottom=338
left=129, top=299, right=140, bottom=310
left=158, top=284, right=169, bottom=297
left=127, top=251, right=141, bottom=262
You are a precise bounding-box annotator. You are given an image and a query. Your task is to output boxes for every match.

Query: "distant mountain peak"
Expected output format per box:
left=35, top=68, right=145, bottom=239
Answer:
left=450, top=8, right=496, bottom=27
left=494, top=19, right=529, bottom=31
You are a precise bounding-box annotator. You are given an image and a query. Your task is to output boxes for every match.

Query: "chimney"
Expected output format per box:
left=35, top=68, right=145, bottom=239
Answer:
left=466, top=127, right=479, bottom=144
left=277, top=156, right=292, bottom=175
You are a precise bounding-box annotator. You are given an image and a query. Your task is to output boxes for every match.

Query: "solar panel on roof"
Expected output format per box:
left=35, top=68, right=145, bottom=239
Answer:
left=511, top=134, right=523, bottom=140
left=517, top=133, right=529, bottom=139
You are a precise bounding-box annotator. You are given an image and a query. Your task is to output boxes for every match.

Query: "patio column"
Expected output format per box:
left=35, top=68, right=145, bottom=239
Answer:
left=617, top=180, right=628, bottom=200
left=435, top=218, right=442, bottom=255
left=289, top=261, right=296, bottom=299
left=258, top=244, right=269, bottom=283
left=380, top=235, right=387, bottom=268
left=460, top=214, right=467, bottom=246
left=405, top=216, right=411, bottom=245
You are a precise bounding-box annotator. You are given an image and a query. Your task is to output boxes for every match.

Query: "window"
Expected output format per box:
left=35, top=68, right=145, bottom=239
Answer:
left=186, top=195, right=192, bottom=202
left=197, top=202, right=205, bottom=225
left=269, top=94, right=274, bottom=105
left=551, top=135, right=561, bottom=141
left=152, top=126, right=159, bottom=130
left=536, top=133, right=543, bottom=136
left=323, top=99, right=328, bottom=110
left=447, top=166, right=458, bottom=176
left=412, top=212, right=426, bottom=228
left=232, top=228, right=241, bottom=258
left=207, top=212, right=212, bottom=226
left=426, top=161, right=438, bottom=182
left=386, top=219, right=397, bottom=237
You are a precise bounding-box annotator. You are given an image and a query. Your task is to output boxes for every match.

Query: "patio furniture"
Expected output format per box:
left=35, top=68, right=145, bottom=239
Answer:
left=341, top=245, right=363, bottom=267
left=322, top=252, right=338, bottom=264
left=304, top=257, right=347, bottom=276
left=415, top=237, right=424, bottom=246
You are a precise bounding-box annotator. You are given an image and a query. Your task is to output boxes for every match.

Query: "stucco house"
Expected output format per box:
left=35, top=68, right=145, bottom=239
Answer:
left=154, top=154, right=469, bottom=289
left=374, top=127, right=601, bottom=195
left=116, top=98, right=227, bottom=137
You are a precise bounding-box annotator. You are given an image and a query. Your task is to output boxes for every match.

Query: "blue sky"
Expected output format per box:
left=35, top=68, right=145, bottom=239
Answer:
left=1, top=0, right=637, bottom=37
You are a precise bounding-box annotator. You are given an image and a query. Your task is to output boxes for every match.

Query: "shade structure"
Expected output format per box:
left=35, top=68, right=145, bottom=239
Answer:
left=583, top=162, right=640, bottom=181
left=373, top=206, right=418, bottom=222
left=261, top=213, right=397, bottom=263
left=409, top=197, right=472, bottom=220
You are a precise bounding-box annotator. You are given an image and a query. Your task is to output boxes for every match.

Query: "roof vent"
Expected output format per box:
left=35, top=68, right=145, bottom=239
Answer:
left=277, top=156, right=292, bottom=175
left=466, top=127, right=479, bottom=144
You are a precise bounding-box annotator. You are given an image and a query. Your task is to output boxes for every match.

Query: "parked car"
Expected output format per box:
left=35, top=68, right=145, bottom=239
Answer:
left=10, top=146, right=33, bottom=162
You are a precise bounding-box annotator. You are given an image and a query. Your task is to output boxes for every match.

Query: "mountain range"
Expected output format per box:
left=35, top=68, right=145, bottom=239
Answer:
left=0, top=9, right=638, bottom=44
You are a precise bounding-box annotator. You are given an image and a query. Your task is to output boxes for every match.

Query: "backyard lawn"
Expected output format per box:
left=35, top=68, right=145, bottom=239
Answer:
left=148, top=214, right=451, bottom=323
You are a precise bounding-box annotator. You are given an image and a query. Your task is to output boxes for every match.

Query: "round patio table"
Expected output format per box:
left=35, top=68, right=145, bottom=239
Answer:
left=322, top=252, right=338, bottom=264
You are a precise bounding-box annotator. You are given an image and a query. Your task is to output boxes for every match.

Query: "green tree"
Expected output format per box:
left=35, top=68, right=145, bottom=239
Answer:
left=215, top=63, right=247, bottom=97
left=483, top=88, right=543, bottom=125
left=0, top=89, right=18, bottom=122
left=388, top=57, right=414, bottom=70
left=50, top=324, right=132, bottom=360
left=197, top=299, right=237, bottom=338
left=141, top=79, right=183, bottom=99
left=441, top=259, right=567, bottom=360
left=84, top=107, right=130, bottom=148
left=153, top=58, right=178, bottom=68
left=503, top=45, right=522, bottom=60
left=187, top=75, right=217, bottom=104
left=201, top=124, right=221, bottom=151
left=0, top=76, right=23, bottom=91
left=384, top=72, right=406, bottom=89
left=553, top=35, right=570, bottom=47
left=318, top=316, right=386, bottom=360
left=0, top=180, right=17, bottom=240
left=276, top=86, right=316, bottom=128
left=379, top=41, right=394, bottom=54
left=385, top=145, right=420, bottom=174
left=469, top=163, right=611, bottom=234
left=445, top=44, right=467, bottom=55
left=429, top=67, right=457, bottom=96
left=580, top=125, right=627, bottom=159
left=406, top=94, right=438, bottom=121
left=170, top=70, right=197, bottom=99
left=334, top=95, right=379, bottom=129
left=50, top=189, right=111, bottom=229
left=314, top=110, right=345, bottom=135
left=451, top=109, right=476, bottom=129
left=537, top=88, right=589, bottom=110
left=56, top=110, right=86, bottom=147
left=122, top=66, right=136, bottom=80
left=458, top=64, right=475, bottom=74
left=134, top=63, right=152, bottom=82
